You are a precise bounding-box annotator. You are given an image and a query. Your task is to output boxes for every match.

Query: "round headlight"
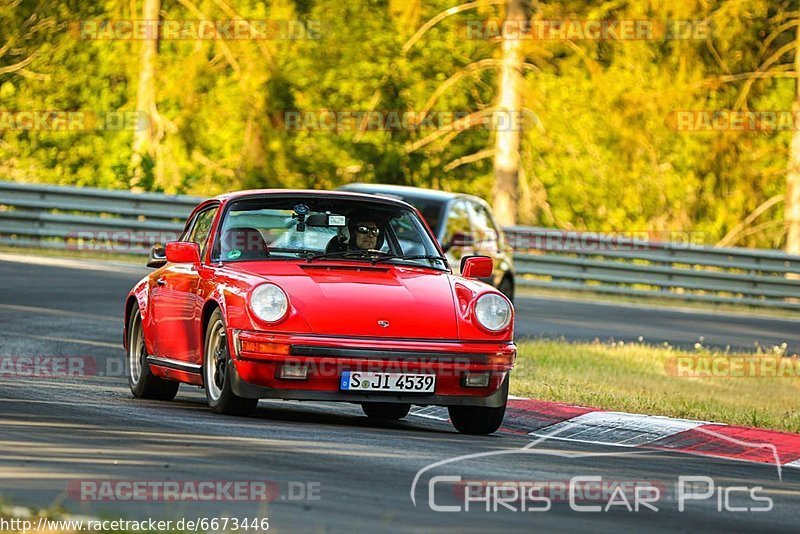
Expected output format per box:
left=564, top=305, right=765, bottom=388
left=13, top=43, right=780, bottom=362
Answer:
left=474, top=293, right=512, bottom=331
left=250, top=283, right=288, bottom=323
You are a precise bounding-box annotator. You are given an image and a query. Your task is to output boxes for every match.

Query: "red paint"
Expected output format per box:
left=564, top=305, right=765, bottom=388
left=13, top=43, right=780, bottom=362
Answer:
left=650, top=424, right=800, bottom=465
left=165, top=241, right=201, bottom=264
left=462, top=256, right=493, bottom=279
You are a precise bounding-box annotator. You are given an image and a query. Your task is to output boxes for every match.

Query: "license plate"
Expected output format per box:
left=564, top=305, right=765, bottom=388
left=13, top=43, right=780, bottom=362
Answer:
left=340, top=371, right=436, bottom=393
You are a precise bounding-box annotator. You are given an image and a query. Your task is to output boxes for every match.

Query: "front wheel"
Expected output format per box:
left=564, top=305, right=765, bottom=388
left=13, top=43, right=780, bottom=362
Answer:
left=204, top=309, right=258, bottom=416
left=448, top=377, right=508, bottom=435
left=361, top=402, right=411, bottom=420
left=127, top=309, right=179, bottom=400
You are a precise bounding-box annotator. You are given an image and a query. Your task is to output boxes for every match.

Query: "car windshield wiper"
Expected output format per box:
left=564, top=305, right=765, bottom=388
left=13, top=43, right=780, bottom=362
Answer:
left=371, top=253, right=449, bottom=269
left=394, top=254, right=448, bottom=262
left=294, top=249, right=447, bottom=267
left=301, top=249, right=397, bottom=264
left=268, top=247, right=318, bottom=255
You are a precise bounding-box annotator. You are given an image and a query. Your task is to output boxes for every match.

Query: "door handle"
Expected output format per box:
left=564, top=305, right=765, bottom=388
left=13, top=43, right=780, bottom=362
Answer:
left=156, top=278, right=166, bottom=286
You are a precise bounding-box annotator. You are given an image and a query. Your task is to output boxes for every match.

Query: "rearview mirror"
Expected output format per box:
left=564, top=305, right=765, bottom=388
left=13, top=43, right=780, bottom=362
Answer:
left=165, top=241, right=201, bottom=264
left=146, top=245, right=167, bottom=268
left=461, top=255, right=493, bottom=279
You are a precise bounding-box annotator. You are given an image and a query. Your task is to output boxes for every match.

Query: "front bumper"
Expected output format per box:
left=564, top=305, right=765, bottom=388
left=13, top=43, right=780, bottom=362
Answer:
left=228, top=330, right=515, bottom=407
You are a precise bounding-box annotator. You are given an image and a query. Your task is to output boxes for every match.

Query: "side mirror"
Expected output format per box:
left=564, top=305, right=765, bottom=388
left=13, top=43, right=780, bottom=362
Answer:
left=461, top=255, right=493, bottom=279
left=146, top=245, right=167, bottom=268
left=443, top=231, right=475, bottom=252
left=165, top=241, right=201, bottom=264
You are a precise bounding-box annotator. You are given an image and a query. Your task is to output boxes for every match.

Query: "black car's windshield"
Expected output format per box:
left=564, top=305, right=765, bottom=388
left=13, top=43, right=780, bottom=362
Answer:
left=212, top=196, right=448, bottom=270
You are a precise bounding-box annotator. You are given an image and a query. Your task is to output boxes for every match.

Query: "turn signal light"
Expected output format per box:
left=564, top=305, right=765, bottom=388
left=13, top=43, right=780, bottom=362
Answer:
left=241, top=340, right=291, bottom=355
left=487, top=352, right=515, bottom=366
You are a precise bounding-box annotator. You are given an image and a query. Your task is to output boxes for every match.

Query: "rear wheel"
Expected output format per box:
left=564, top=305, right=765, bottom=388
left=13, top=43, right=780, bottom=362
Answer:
left=361, top=402, right=411, bottom=420
left=204, top=309, right=258, bottom=416
left=448, top=377, right=508, bottom=435
left=127, top=309, right=179, bottom=400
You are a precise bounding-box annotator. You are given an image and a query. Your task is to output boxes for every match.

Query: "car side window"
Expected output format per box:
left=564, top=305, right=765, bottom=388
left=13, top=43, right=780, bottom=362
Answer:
left=468, top=201, right=499, bottom=253
left=186, top=207, right=218, bottom=259
left=443, top=201, right=472, bottom=246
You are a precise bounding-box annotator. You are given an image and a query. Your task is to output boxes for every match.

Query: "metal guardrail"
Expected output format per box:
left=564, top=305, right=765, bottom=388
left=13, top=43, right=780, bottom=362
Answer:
left=505, top=227, right=800, bottom=310
left=1, top=181, right=799, bottom=309
left=0, top=181, right=200, bottom=254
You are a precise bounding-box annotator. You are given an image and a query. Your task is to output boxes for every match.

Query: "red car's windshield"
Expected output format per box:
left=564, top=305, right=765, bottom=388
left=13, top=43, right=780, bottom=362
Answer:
left=213, top=196, right=447, bottom=270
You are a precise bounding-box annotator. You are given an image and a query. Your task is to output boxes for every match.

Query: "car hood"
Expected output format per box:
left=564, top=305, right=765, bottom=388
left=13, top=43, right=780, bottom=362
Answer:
left=229, top=262, right=459, bottom=339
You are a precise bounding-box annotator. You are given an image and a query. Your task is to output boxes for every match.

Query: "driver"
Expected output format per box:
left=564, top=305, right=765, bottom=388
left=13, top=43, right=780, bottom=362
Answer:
left=349, top=218, right=381, bottom=251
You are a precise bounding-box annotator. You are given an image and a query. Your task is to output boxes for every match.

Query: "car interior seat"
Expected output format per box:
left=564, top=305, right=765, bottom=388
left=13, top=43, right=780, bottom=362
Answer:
left=325, top=226, right=350, bottom=254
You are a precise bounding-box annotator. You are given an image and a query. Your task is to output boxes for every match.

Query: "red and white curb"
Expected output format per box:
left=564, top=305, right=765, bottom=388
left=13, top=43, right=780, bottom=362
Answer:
left=411, top=397, right=800, bottom=469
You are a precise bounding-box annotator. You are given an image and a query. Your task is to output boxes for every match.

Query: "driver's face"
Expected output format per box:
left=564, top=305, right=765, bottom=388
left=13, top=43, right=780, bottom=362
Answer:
left=354, top=221, right=379, bottom=250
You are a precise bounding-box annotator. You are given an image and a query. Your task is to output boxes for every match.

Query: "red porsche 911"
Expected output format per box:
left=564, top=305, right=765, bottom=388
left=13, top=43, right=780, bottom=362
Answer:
left=123, top=190, right=515, bottom=434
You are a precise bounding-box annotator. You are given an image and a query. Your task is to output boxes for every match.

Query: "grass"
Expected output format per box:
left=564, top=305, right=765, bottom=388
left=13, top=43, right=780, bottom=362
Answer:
left=512, top=339, right=800, bottom=433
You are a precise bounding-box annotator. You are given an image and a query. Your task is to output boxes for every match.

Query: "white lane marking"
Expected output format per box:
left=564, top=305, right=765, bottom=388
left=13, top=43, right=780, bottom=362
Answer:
left=530, top=411, right=708, bottom=447
left=0, top=253, right=145, bottom=274
left=409, top=407, right=449, bottom=421
left=0, top=303, right=116, bottom=322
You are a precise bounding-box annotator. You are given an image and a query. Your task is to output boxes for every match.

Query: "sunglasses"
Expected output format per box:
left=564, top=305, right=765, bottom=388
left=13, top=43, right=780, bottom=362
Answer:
left=356, top=226, right=380, bottom=236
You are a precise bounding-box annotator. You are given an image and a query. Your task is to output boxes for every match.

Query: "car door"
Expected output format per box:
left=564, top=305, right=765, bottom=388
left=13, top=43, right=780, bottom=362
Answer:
left=442, top=200, right=474, bottom=274
left=151, top=205, right=218, bottom=362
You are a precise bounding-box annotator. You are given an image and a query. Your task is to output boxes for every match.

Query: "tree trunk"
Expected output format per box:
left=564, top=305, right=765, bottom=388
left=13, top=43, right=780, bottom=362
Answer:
left=130, top=0, right=160, bottom=190
left=492, top=0, right=528, bottom=226
left=787, top=22, right=800, bottom=255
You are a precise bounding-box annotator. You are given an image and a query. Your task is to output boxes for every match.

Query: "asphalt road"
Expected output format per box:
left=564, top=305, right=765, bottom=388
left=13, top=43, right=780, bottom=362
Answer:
left=1, top=255, right=800, bottom=532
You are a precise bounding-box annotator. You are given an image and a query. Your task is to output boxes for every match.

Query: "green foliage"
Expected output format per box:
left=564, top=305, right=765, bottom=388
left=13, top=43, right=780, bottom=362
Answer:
left=0, top=0, right=796, bottom=247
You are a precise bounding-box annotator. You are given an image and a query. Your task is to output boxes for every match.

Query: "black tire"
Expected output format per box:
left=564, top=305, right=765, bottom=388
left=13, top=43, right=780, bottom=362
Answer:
left=498, top=276, right=514, bottom=303
left=361, top=402, right=411, bottom=420
left=448, top=377, right=508, bottom=435
left=203, top=308, right=258, bottom=416
left=127, top=309, right=179, bottom=400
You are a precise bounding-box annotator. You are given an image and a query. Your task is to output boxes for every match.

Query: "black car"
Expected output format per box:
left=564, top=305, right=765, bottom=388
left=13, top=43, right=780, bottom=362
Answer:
left=338, top=183, right=515, bottom=301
